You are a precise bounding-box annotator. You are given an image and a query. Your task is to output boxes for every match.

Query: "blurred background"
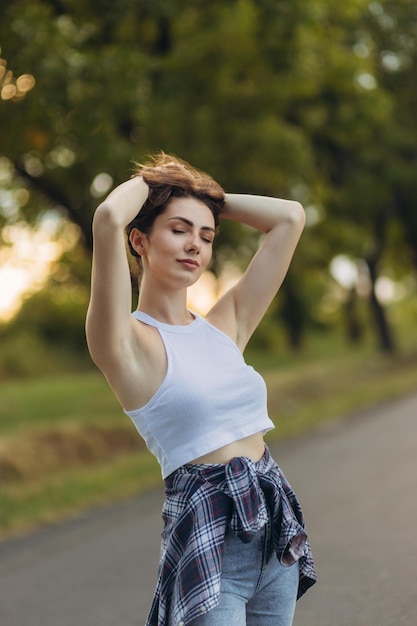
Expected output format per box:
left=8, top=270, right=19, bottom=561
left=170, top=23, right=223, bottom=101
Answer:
left=0, top=0, right=416, bottom=537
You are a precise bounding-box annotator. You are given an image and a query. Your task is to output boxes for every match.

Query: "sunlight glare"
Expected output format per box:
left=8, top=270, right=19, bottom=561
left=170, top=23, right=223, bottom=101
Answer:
left=187, top=271, right=217, bottom=314
left=0, top=219, right=67, bottom=321
left=186, top=264, right=242, bottom=315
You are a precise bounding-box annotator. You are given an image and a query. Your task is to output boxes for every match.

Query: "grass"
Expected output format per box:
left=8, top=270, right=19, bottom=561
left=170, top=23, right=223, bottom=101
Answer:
left=264, top=349, right=417, bottom=439
left=1, top=328, right=417, bottom=540
left=0, top=453, right=160, bottom=538
left=0, top=372, right=122, bottom=435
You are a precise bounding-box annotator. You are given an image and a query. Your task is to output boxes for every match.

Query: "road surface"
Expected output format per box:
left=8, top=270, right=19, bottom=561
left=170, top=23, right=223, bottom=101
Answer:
left=1, top=391, right=416, bottom=626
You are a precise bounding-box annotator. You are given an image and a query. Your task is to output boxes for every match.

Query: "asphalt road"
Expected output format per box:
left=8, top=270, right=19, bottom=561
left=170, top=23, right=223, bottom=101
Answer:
left=1, top=391, right=417, bottom=626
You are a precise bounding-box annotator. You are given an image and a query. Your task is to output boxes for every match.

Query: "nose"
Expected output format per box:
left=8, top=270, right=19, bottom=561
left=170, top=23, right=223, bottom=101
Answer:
left=185, top=230, right=201, bottom=253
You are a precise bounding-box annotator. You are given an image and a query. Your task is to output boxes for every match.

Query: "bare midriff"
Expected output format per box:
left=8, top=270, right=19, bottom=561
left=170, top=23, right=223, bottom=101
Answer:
left=189, top=432, right=265, bottom=466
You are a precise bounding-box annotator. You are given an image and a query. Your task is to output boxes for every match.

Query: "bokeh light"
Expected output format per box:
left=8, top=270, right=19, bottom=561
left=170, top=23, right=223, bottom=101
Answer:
left=0, top=54, right=36, bottom=101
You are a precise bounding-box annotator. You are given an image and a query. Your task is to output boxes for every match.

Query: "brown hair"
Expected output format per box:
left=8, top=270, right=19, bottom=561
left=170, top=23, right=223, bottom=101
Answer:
left=126, top=152, right=225, bottom=277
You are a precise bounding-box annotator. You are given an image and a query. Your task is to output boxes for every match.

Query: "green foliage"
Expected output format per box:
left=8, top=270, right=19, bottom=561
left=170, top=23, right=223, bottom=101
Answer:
left=1, top=0, right=417, bottom=357
left=0, top=371, right=119, bottom=435
left=0, top=327, right=92, bottom=379
left=14, top=289, right=86, bottom=348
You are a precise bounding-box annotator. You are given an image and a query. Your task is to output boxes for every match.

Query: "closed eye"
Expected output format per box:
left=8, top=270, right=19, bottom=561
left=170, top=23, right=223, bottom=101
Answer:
left=172, top=228, right=212, bottom=243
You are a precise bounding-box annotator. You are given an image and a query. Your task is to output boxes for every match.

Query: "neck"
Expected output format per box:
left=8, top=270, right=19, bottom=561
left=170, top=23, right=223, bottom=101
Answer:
left=137, top=282, right=191, bottom=326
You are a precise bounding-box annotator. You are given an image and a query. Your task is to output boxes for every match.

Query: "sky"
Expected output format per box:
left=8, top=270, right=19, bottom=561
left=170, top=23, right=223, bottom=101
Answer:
left=0, top=219, right=65, bottom=321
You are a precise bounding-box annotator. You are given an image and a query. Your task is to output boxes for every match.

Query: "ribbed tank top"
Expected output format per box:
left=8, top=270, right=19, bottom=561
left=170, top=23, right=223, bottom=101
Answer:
left=124, top=311, right=275, bottom=478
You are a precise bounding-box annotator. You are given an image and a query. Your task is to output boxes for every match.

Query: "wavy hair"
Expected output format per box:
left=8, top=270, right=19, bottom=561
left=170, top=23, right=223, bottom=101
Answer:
left=126, top=152, right=225, bottom=278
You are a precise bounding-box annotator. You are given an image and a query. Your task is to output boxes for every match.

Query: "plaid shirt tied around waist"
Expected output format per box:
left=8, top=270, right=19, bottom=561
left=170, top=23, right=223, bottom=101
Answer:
left=146, top=445, right=317, bottom=626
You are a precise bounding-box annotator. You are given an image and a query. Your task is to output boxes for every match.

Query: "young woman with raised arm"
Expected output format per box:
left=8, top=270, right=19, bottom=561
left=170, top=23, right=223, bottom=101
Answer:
left=86, top=153, right=316, bottom=626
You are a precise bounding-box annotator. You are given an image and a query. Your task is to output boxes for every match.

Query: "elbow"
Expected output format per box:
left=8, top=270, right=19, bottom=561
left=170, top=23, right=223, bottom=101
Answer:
left=94, top=201, right=112, bottom=218
left=290, top=201, right=306, bottom=227
left=292, top=203, right=306, bottom=241
left=266, top=201, right=305, bottom=239
left=93, top=202, right=113, bottom=223
left=276, top=200, right=306, bottom=232
left=92, top=202, right=123, bottom=232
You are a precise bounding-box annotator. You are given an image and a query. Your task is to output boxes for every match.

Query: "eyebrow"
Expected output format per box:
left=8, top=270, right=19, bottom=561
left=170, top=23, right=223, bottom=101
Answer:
left=168, top=216, right=216, bottom=233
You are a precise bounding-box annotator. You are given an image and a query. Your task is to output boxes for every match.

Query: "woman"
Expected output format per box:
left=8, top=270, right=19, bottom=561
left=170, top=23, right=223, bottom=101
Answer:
left=86, top=153, right=316, bottom=626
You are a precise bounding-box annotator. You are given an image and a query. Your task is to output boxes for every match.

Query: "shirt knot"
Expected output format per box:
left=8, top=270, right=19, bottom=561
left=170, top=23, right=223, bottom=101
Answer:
left=225, top=456, right=270, bottom=542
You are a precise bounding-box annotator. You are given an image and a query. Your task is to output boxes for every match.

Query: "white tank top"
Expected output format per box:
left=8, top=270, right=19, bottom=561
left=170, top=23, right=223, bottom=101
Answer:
left=124, top=311, right=275, bottom=478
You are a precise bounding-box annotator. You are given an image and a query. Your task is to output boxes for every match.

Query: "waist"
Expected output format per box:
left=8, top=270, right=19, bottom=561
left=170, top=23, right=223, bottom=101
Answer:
left=187, top=432, right=265, bottom=466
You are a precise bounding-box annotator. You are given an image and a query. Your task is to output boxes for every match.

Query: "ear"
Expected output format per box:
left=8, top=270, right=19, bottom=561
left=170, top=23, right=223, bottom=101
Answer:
left=129, top=228, right=146, bottom=256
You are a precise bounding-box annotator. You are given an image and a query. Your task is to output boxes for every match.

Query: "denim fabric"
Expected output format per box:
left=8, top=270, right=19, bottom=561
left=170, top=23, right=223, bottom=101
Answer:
left=188, top=523, right=299, bottom=626
left=150, top=447, right=315, bottom=626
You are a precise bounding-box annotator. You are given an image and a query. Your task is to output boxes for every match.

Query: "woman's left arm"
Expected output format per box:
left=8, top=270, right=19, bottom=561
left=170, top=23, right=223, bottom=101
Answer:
left=207, top=193, right=305, bottom=351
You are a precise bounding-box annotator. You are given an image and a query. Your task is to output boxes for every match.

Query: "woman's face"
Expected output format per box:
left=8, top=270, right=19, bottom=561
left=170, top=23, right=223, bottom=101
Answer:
left=132, top=196, right=216, bottom=289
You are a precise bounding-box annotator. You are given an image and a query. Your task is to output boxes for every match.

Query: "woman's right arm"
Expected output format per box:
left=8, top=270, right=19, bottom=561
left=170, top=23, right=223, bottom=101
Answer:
left=86, top=176, right=149, bottom=370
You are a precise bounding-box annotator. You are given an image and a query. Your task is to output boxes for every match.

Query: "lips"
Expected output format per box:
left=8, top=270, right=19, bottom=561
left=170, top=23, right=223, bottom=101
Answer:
left=177, top=259, right=199, bottom=269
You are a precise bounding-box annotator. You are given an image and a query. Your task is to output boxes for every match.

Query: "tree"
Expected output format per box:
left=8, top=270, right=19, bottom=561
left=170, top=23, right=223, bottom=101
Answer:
left=1, top=0, right=416, bottom=353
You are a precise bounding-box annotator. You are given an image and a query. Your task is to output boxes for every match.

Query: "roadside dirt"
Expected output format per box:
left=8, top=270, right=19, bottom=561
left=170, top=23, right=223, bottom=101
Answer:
left=0, top=424, right=144, bottom=485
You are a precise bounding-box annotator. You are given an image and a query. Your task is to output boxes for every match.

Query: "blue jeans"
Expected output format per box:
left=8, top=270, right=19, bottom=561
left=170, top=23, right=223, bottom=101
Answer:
left=189, top=522, right=299, bottom=626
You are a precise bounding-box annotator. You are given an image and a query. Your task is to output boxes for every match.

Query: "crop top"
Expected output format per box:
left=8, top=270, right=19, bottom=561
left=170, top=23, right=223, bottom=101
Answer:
left=124, top=311, right=275, bottom=478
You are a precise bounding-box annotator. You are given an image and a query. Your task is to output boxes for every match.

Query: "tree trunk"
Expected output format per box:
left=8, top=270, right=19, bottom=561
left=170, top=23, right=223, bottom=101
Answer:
left=279, top=277, right=305, bottom=351
left=365, top=252, right=395, bottom=353
left=344, top=286, right=364, bottom=344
